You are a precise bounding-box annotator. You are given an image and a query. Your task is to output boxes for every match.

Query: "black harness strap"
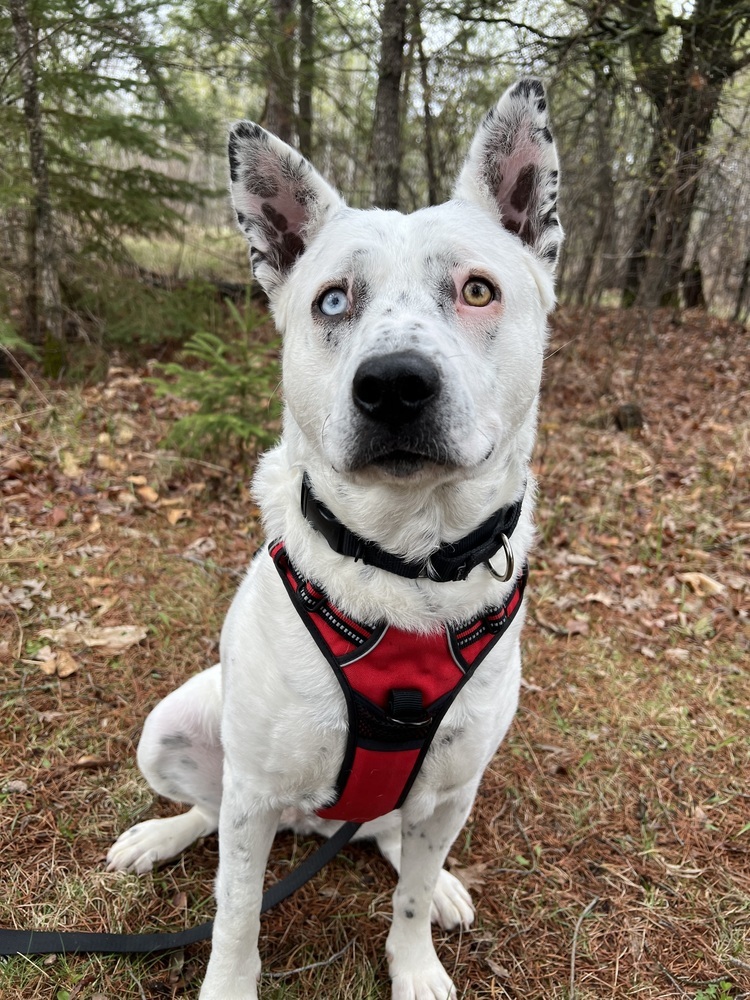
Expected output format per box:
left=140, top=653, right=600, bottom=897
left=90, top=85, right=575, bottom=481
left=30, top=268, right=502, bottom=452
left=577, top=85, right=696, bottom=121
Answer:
left=0, top=821, right=361, bottom=956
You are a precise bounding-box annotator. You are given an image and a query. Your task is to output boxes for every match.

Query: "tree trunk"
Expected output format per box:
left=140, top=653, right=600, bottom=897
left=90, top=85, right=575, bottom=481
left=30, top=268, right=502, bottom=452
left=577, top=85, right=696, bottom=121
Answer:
left=372, top=0, right=409, bottom=209
left=9, top=0, right=64, bottom=366
left=618, top=0, right=744, bottom=309
left=632, top=86, right=719, bottom=308
left=577, top=75, right=616, bottom=305
left=415, top=9, right=437, bottom=206
left=734, top=255, right=750, bottom=325
left=265, top=0, right=296, bottom=144
left=297, top=0, right=314, bottom=159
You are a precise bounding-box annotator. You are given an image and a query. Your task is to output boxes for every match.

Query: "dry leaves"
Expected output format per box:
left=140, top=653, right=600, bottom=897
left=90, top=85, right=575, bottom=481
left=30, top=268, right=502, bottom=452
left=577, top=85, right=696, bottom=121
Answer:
left=39, top=622, right=147, bottom=656
left=32, top=645, right=79, bottom=677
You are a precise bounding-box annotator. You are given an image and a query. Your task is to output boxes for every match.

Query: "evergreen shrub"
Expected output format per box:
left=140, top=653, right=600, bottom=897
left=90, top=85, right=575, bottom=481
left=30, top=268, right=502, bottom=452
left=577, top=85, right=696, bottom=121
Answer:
left=152, top=299, right=281, bottom=464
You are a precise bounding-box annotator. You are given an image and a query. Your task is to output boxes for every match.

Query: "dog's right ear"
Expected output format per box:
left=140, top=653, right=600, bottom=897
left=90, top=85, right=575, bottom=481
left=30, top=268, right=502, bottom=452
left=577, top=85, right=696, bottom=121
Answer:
left=228, top=122, right=345, bottom=296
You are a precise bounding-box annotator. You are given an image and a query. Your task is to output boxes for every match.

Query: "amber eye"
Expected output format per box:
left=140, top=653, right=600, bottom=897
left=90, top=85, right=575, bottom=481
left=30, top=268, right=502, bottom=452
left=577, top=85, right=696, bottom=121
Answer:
left=461, top=278, right=494, bottom=307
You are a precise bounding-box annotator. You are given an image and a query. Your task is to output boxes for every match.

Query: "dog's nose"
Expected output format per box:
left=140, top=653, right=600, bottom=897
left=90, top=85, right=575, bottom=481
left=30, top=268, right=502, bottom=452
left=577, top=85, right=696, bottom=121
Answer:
left=352, top=351, right=440, bottom=425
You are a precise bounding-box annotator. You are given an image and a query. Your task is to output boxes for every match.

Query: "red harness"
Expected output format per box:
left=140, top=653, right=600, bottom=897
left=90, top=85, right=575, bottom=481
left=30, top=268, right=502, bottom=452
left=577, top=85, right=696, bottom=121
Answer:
left=270, top=541, right=527, bottom=823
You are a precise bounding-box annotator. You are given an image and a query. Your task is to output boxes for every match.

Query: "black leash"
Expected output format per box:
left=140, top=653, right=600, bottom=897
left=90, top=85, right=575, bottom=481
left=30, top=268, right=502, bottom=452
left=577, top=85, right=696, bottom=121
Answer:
left=0, top=821, right=361, bottom=956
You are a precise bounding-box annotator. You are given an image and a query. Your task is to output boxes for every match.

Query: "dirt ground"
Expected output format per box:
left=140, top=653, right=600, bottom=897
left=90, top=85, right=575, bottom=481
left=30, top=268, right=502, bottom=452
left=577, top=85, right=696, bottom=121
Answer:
left=1, top=306, right=748, bottom=999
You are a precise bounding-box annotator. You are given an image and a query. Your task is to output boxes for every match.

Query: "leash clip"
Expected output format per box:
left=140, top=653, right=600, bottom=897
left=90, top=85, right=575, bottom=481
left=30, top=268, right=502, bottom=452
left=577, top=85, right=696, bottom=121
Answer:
left=485, top=533, right=514, bottom=582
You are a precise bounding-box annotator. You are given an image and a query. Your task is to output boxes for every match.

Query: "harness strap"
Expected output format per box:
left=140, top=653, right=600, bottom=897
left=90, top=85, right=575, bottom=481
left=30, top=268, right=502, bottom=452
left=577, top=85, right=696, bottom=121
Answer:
left=271, top=542, right=527, bottom=824
left=0, top=821, right=361, bottom=956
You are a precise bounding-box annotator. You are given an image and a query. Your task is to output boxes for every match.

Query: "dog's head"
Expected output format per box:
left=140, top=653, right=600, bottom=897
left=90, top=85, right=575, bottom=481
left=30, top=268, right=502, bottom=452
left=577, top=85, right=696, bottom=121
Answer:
left=229, top=79, right=561, bottom=490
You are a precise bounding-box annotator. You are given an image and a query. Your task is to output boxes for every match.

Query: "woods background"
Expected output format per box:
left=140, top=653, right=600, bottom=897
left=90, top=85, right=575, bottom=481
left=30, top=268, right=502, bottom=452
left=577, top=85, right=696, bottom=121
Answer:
left=1, top=0, right=749, bottom=376
left=1, top=5, right=749, bottom=999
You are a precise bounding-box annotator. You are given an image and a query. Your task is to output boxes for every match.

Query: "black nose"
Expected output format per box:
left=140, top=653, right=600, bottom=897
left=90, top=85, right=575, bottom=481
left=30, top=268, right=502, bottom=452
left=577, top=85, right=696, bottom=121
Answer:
left=352, top=351, right=440, bottom=425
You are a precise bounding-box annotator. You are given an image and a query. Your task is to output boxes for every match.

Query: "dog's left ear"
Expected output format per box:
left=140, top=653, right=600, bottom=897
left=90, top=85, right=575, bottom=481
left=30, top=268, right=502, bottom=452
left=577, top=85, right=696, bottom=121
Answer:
left=228, top=122, right=345, bottom=296
left=454, top=78, right=563, bottom=275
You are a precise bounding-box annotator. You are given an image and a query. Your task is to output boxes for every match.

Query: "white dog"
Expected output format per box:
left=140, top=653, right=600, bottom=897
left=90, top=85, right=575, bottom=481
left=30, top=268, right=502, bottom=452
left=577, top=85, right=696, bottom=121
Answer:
left=107, top=78, right=562, bottom=1000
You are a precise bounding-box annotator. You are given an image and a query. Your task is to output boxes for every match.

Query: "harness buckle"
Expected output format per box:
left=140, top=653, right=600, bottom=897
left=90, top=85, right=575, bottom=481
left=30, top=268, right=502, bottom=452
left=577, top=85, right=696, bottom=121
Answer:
left=386, top=688, right=432, bottom=727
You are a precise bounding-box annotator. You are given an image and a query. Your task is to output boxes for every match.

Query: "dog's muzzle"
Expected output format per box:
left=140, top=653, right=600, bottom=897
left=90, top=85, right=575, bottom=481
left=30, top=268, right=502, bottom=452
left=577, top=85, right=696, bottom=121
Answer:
left=349, top=351, right=447, bottom=474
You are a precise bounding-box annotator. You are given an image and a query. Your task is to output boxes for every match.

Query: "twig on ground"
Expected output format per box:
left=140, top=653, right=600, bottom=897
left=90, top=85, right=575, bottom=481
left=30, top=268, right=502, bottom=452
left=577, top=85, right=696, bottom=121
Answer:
left=128, top=966, right=148, bottom=1000
left=569, top=896, right=599, bottom=999
left=265, top=938, right=355, bottom=979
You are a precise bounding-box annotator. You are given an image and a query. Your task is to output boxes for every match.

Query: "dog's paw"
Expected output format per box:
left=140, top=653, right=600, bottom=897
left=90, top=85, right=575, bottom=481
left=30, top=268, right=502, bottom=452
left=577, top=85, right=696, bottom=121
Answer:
left=106, top=808, right=216, bottom=874
left=430, top=869, right=475, bottom=931
left=106, top=818, right=174, bottom=873
left=391, top=966, right=456, bottom=1000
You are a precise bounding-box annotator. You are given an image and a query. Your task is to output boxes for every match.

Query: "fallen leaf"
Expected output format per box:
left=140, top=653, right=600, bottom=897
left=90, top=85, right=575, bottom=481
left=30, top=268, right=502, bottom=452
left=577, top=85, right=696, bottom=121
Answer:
left=55, top=649, right=79, bottom=677
left=166, top=508, right=190, bottom=526
left=676, top=572, right=726, bottom=597
left=48, top=506, right=68, bottom=527
left=39, top=623, right=147, bottom=655
left=114, top=425, right=134, bottom=445
left=449, top=861, right=490, bottom=892
left=183, top=536, right=216, bottom=557
left=91, top=595, right=119, bottom=618
left=83, top=576, right=117, bottom=589
left=137, top=485, right=159, bottom=504
left=487, top=959, right=511, bottom=978
left=127, top=474, right=148, bottom=486
left=36, top=646, right=58, bottom=674
left=584, top=591, right=615, bottom=607
left=2, top=780, right=29, bottom=794
left=60, top=451, right=83, bottom=477
left=565, top=553, right=598, bottom=567
left=95, top=453, right=125, bottom=473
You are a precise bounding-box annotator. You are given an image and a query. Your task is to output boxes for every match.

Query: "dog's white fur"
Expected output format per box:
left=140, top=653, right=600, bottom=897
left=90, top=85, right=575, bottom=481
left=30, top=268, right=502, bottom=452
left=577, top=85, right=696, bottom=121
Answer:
left=107, top=78, right=562, bottom=999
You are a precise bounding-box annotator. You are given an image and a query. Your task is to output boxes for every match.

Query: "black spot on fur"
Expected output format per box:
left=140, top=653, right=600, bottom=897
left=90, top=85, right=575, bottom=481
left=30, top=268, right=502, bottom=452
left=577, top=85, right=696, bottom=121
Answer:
left=161, top=733, right=192, bottom=749
left=405, top=909, right=415, bottom=919
left=179, top=756, right=199, bottom=771
left=542, top=245, right=559, bottom=263
left=262, top=202, right=288, bottom=232
left=511, top=78, right=544, bottom=99
left=232, top=121, right=264, bottom=143
left=510, top=164, right=537, bottom=212
left=280, top=231, right=305, bottom=269
left=541, top=126, right=554, bottom=144
left=228, top=147, right=240, bottom=183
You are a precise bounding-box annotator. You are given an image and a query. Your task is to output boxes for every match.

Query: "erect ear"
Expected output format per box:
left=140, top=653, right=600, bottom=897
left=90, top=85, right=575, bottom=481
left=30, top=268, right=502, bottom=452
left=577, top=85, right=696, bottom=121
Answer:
left=453, top=78, right=563, bottom=275
left=228, top=122, right=345, bottom=296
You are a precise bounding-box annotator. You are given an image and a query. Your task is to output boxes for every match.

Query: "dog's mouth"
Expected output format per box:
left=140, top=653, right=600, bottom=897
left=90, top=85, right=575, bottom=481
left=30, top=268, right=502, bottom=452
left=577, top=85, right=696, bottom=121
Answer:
left=351, top=440, right=456, bottom=479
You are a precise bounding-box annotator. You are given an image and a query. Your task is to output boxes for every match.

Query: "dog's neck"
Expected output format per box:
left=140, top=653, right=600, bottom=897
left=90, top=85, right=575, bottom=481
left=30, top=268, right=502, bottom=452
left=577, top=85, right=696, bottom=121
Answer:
left=299, top=472, right=523, bottom=583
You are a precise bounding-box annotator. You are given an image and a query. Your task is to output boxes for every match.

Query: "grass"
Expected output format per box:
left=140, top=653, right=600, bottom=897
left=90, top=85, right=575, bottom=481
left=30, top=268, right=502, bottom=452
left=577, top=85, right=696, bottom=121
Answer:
left=0, top=305, right=748, bottom=998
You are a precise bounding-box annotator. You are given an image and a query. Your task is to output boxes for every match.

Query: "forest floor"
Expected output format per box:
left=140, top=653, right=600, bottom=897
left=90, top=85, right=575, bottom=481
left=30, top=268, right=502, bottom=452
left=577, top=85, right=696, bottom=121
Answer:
left=1, top=305, right=748, bottom=1000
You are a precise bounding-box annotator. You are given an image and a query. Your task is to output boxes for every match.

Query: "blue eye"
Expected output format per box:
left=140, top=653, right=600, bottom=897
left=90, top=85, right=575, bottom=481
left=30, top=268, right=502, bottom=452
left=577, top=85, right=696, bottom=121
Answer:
left=319, top=288, right=348, bottom=317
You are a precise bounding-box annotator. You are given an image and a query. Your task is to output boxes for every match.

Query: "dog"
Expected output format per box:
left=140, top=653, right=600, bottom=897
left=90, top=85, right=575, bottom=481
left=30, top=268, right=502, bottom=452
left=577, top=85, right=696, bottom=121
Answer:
left=107, top=77, right=562, bottom=999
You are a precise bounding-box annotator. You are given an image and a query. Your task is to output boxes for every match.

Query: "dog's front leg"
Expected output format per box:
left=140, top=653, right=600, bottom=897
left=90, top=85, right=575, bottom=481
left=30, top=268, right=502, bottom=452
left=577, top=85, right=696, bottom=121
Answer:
left=200, top=779, right=281, bottom=1000
left=387, top=787, right=475, bottom=1000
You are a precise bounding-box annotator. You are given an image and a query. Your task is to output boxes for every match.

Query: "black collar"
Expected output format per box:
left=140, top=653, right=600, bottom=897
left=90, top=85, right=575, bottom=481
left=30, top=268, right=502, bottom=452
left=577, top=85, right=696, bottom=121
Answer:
left=300, top=473, right=524, bottom=583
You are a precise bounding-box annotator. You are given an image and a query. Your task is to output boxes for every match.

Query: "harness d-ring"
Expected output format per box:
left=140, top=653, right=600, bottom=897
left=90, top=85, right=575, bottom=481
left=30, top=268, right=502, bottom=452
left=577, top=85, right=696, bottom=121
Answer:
left=485, top=533, right=514, bottom=582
